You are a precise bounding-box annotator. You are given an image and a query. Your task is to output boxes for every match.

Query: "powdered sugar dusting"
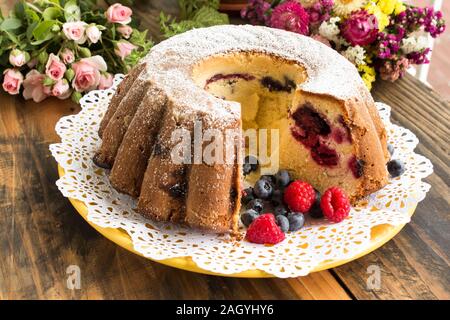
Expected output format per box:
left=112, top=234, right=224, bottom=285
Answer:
left=140, top=25, right=371, bottom=126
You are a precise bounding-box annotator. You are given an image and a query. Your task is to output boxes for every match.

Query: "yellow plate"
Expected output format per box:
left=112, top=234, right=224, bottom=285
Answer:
left=58, top=165, right=415, bottom=278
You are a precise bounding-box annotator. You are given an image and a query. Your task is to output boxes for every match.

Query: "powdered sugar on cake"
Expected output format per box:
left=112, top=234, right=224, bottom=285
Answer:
left=140, top=24, right=371, bottom=129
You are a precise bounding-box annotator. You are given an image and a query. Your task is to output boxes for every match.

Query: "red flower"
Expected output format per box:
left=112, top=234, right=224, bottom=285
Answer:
left=269, top=1, right=310, bottom=35
left=341, top=10, right=378, bottom=46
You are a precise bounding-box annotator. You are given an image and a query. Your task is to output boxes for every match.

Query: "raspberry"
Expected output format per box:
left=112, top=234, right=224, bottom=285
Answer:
left=320, top=187, right=351, bottom=223
left=283, top=180, right=316, bottom=213
left=245, top=214, right=285, bottom=244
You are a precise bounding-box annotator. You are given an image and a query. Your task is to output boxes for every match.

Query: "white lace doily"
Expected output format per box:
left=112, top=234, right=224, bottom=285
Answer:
left=50, top=74, right=433, bottom=278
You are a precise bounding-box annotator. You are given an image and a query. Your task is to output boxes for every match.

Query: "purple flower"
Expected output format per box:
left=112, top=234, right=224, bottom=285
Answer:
left=395, top=6, right=446, bottom=38
left=341, top=10, right=379, bottom=46
left=408, top=48, right=431, bottom=65
left=376, top=32, right=401, bottom=59
left=307, top=0, right=334, bottom=26
left=241, top=0, right=271, bottom=25
left=269, top=0, right=310, bottom=35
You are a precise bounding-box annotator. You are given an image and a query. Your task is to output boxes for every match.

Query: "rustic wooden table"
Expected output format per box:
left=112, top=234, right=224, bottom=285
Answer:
left=1, top=1, right=449, bottom=300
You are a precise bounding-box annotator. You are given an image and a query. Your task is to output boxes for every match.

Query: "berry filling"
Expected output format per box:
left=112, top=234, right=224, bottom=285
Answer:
left=348, top=156, right=365, bottom=178
left=205, top=73, right=256, bottom=88
left=338, top=115, right=352, bottom=143
left=168, top=182, right=187, bottom=198
left=312, top=143, right=339, bottom=166
left=290, top=104, right=339, bottom=166
left=260, top=76, right=296, bottom=92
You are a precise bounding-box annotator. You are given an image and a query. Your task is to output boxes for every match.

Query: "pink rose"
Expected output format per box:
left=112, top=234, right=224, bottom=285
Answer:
left=52, top=79, right=72, bottom=99
left=98, top=73, right=114, bottom=90
left=341, top=10, right=378, bottom=46
left=60, top=48, right=75, bottom=64
left=23, top=70, right=48, bottom=102
left=45, top=53, right=66, bottom=81
left=114, top=40, right=137, bottom=60
left=86, top=25, right=101, bottom=44
left=9, top=49, right=28, bottom=67
left=2, top=68, right=23, bottom=95
left=72, top=55, right=107, bottom=92
left=106, top=3, right=132, bottom=24
left=117, top=25, right=133, bottom=39
left=63, top=21, right=87, bottom=44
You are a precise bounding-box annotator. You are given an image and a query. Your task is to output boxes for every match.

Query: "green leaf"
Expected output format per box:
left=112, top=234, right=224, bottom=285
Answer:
left=64, top=0, right=81, bottom=22
left=26, top=21, right=38, bottom=40
left=14, top=1, right=25, bottom=20
left=43, top=7, right=62, bottom=21
left=178, top=0, right=220, bottom=20
left=32, top=20, right=57, bottom=41
left=0, top=18, right=22, bottom=31
left=25, top=8, right=40, bottom=23
left=4, top=30, right=19, bottom=45
left=192, top=6, right=229, bottom=26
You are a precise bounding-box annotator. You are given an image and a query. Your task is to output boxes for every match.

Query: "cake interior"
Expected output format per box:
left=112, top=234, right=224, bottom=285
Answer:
left=192, top=52, right=366, bottom=198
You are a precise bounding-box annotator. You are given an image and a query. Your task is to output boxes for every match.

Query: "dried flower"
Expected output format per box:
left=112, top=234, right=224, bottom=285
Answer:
left=341, top=10, right=378, bottom=46
left=379, top=57, right=410, bottom=81
left=269, top=1, right=310, bottom=35
left=240, top=0, right=271, bottom=25
left=333, top=0, right=368, bottom=16
left=342, top=45, right=367, bottom=65
left=307, top=0, right=334, bottom=26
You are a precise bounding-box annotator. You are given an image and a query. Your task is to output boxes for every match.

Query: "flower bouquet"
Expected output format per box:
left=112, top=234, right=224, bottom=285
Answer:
left=241, top=0, right=445, bottom=89
left=0, top=0, right=152, bottom=103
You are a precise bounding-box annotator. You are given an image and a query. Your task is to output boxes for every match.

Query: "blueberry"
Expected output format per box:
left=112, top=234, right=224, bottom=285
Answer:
left=387, top=144, right=395, bottom=157
left=271, top=189, right=284, bottom=206
left=260, top=174, right=276, bottom=185
left=308, top=189, right=323, bottom=219
left=247, top=199, right=264, bottom=213
left=387, top=159, right=405, bottom=177
left=241, top=187, right=255, bottom=205
left=276, top=215, right=289, bottom=233
left=254, top=178, right=273, bottom=200
left=288, top=213, right=305, bottom=231
left=275, top=170, right=290, bottom=188
left=243, top=155, right=259, bottom=175
left=241, top=209, right=259, bottom=227
left=243, top=163, right=252, bottom=175
left=274, top=205, right=288, bottom=216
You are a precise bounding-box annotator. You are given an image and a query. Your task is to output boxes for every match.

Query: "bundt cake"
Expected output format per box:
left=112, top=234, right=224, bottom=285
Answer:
left=93, top=25, right=389, bottom=234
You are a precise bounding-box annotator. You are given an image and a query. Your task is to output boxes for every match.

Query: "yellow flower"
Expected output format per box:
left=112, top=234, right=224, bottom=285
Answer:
left=358, top=64, right=376, bottom=90
left=375, top=0, right=395, bottom=15
left=394, top=1, right=406, bottom=14
left=333, top=0, right=368, bottom=16
left=365, top=2, right=389, bottom=31
left=374, top=0, right=405, bottom=15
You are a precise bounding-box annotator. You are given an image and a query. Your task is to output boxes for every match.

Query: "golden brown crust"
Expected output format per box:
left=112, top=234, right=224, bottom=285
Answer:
left=342, top=98, right=389, bottom=201
left=136, top=102, right=188, bottom=222
left=98, top=63, right=146, bottom=138
left=184, top=116, right=242, bottom=233
left=93, top=78, right=149, bottom=168
left=109, top=83, right=167, bottom=197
